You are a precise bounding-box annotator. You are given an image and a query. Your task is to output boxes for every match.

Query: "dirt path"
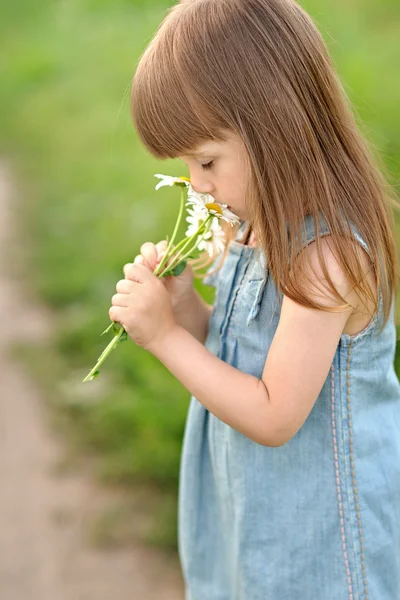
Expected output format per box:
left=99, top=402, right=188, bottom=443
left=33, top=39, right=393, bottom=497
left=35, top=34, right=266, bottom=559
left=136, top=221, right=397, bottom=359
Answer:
left=0, top=163, right=185, bottom=600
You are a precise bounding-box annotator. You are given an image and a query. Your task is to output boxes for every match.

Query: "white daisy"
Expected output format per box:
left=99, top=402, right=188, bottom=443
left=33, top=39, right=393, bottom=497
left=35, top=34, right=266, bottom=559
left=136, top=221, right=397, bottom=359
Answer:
left=198, top=217, right=226, bottom=257
left=185, top=205, right=209, bottom=237
left=185, top=209, right=226, bottom=257
left=186, top=184, right=240, bottom=225
left=154, top=174, right=191, bottom=190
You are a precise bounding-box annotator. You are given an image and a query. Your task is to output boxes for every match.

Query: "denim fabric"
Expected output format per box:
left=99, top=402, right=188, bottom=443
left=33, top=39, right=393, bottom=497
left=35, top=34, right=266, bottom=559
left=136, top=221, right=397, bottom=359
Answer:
left=178, top=213, right=400, bottom=600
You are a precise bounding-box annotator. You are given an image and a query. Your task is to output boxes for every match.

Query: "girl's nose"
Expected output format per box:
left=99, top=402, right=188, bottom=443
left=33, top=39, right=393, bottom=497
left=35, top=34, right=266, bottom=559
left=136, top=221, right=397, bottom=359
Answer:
left=190, top=175, right=215, bottom=196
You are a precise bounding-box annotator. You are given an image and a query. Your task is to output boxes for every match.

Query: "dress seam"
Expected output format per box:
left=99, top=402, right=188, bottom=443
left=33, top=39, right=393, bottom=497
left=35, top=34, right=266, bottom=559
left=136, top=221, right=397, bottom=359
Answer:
left=227, top=251, right=253, bottom=331
left=331, top=362, right=354, bottom=600
left=347, top=340, right=370, bottom=599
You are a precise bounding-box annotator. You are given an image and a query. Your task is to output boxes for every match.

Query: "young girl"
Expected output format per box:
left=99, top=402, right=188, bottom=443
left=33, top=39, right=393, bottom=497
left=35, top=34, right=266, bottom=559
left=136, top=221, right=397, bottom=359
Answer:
left=109, top=0, right=400, bottom=597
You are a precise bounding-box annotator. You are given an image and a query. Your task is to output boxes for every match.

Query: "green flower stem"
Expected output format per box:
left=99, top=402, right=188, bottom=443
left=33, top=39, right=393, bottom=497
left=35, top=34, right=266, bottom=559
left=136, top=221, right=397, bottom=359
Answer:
left=153, top=232, right=193, bottom=276
left=82, top=326, right=125, bottom=382
left=164, top=216, right=213, bottom=273
left=156, top=214, right=213, bottom=276
left=154, top=190, right=214, bottom=276
left=101, top=322, right=114, bottom=336
left=154, top=188, right=186, bottom=276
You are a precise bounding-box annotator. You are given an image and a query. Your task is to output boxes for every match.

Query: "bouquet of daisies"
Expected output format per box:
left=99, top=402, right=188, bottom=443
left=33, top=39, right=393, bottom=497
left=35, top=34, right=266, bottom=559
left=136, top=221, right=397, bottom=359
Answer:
left=83, top=174, right=239, bottom=382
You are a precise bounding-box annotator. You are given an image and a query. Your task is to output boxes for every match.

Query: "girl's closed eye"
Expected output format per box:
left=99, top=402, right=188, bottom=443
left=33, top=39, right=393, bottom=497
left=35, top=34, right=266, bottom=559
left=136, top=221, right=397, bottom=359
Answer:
left=201, top=161, right=214, bottom=171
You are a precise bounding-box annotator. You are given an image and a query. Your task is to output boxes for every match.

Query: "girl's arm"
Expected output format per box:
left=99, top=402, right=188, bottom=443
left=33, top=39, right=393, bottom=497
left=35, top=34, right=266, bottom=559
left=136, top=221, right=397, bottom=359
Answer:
left=148, top=238, right=362, bottom=447
left=148, top=324, right=272, bottom=445
left=174, top=289, right=213, bottom=345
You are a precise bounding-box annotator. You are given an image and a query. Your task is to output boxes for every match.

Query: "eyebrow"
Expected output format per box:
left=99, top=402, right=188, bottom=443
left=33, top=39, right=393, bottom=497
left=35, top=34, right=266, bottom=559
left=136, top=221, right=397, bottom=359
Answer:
left=183, top=149, right=216, bottom=157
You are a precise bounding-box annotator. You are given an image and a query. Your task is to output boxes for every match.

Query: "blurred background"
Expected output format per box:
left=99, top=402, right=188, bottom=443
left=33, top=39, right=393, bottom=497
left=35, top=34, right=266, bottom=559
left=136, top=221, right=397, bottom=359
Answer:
left=0, top=0, right=399, bottom=598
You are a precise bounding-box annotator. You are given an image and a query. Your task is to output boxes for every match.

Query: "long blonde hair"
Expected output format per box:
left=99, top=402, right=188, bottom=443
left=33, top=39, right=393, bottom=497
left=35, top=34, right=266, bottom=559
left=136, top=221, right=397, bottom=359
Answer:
left=131, top=0, right=400, bottom=334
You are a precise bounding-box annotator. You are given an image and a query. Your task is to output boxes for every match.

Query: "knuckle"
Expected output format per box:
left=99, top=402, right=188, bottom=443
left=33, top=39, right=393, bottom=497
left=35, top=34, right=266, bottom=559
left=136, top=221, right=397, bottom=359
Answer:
left=135, top=255, right=151, bottom=270
left=140, top=242, right=155, bottom=253
left=140, top=243, right=157, bottom=269
left=126, top=264, right=135, bottom=279
left=123, top=262, right=132, bottom=276
left=115, top=279, right=125, bottom=292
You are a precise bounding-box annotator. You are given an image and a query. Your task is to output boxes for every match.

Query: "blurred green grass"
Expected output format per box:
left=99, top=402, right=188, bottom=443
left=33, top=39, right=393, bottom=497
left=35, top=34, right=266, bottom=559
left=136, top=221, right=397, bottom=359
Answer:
left=1, top=0, right=400, bottom=550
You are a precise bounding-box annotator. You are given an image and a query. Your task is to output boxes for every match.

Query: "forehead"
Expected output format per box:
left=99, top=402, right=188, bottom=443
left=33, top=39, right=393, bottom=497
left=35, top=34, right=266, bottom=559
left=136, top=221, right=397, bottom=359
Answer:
left=181, top=133, right=239, bottom=158
left=183, top=141, right=224, bottom=157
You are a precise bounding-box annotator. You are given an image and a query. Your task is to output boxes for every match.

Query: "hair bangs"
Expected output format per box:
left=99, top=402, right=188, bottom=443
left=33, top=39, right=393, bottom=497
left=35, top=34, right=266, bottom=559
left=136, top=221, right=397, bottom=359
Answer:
left=131, top=26, right=225, bottom=160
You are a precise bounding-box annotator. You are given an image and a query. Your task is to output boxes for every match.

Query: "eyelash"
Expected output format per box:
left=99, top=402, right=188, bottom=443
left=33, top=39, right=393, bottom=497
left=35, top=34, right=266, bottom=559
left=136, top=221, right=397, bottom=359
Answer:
left=201, top=161, right=214, bottom=171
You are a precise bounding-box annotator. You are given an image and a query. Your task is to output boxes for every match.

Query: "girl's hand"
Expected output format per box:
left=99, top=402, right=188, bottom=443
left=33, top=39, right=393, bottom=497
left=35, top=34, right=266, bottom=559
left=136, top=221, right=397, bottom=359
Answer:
left=125, top=240, right=195, bottom=312
left=109, top=263, right=177, bottom=351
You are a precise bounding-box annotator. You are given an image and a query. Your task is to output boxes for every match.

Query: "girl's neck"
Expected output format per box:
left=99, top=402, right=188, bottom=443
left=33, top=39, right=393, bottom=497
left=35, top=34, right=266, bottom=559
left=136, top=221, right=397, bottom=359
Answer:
left=242, top=222, right=257, bottom=247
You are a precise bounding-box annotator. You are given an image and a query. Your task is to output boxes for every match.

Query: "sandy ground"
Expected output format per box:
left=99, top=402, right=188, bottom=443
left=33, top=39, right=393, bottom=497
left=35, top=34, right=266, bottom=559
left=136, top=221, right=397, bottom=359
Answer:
left=0, top=163, right=185, bottom=600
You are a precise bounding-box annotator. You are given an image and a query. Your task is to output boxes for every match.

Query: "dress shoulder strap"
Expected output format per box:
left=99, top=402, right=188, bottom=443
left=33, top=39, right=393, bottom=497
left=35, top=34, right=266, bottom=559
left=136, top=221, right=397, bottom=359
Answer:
left=289, top=210, right=372, bottom=259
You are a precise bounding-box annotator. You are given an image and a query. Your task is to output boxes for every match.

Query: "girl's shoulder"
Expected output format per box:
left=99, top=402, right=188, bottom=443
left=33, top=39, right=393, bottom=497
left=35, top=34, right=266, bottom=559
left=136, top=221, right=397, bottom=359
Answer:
left=291, top=211, right=384, bottom=340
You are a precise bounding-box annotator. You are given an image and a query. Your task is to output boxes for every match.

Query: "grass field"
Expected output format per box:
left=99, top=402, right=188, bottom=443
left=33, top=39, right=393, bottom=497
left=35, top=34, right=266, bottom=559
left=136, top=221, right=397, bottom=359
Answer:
left=1, top=0, right=399, bottom=550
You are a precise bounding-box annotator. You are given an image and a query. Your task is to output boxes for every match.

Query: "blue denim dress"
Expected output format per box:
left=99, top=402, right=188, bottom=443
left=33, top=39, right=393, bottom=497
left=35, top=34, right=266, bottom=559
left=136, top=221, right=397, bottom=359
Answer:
left=178, top=213, right=400, bottom=600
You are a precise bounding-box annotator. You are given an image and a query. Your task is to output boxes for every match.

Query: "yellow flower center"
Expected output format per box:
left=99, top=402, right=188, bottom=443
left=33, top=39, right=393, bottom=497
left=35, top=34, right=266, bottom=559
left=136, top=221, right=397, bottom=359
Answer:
left=179, top=176, right=191, bottom=182
left=205, top=203, right=223, bottom=215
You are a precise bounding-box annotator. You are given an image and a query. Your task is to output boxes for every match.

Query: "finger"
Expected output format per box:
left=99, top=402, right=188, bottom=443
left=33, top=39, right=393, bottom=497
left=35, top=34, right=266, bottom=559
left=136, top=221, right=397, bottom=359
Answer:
left=155, top=240, right=169, bottom=263
left=134, top=254, right=151, bottom=269
left=111, top=293, right=130, bottom=307
left=123, top=263, right=132, bottom=277
left=155, top=240, right=168, bottom=254
left=109, top=305, right=127, bottom=324
left=125, top=263, right=151, bottom=283
left=116, top=279, right=135, bottom=294
left=140, top=242, right=158, bottom=270
left=124, top=260, right=151, bottom=277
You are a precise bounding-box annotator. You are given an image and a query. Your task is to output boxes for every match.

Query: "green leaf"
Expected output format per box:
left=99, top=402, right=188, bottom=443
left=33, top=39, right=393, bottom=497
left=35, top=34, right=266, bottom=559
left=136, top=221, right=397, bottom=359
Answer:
left=160, top=269, right=172, bottom=277
left=170, top=261, right=187, bottom=276
left=120, top=330, right=128, bottom=342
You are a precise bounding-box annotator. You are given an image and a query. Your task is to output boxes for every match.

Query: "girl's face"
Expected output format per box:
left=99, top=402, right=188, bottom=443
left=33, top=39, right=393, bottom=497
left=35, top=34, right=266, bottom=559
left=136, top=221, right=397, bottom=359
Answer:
left=178, top=131, right=250, bottom=221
